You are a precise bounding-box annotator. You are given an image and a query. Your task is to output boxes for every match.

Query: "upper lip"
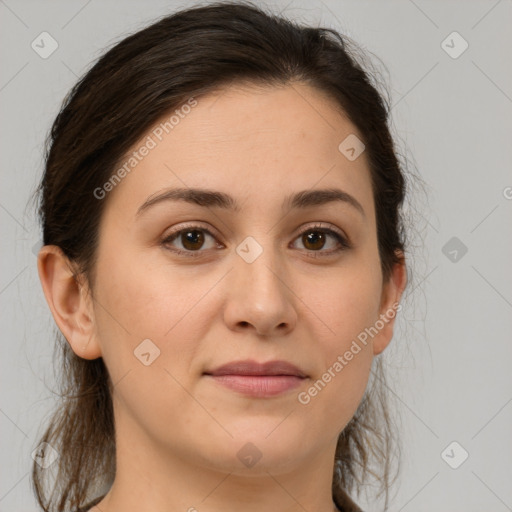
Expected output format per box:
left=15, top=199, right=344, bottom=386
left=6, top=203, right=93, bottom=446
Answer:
left=204, top=359, right=308, bottom=378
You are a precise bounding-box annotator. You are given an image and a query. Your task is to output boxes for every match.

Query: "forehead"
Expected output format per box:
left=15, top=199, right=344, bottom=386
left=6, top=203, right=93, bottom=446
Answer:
left=102, top=82, right=375, bottom=220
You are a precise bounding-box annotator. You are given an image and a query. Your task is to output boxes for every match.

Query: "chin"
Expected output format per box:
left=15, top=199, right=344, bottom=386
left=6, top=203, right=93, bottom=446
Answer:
left=205, top=423, right=308, bottom=471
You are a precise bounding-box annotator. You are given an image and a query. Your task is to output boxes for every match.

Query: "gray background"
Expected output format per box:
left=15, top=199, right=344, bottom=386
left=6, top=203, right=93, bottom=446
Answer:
left=1, top=0, right=511, bottom=511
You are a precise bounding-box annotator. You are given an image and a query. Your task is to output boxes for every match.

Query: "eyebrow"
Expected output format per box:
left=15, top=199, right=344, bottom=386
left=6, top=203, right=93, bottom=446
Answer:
left=136, top=186, right=365, bottom=218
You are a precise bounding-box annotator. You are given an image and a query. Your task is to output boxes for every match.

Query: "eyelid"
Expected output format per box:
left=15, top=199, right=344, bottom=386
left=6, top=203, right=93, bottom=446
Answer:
left=291, top=222, right=351, bottom=254
left=161, top=221, right=351, bottom=256
left=161, top=221, right=223, bottom=257
left=163, top=221, right=221, bottom=241
left=295, top=222, right=349, bottom=244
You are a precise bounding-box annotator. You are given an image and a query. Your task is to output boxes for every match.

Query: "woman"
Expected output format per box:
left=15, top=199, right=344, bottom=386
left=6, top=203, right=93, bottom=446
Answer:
left=32, top=2, right=409, bottom=511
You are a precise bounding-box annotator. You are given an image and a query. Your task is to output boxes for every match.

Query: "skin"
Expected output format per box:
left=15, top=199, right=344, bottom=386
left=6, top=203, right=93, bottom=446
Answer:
left=38, top=82, right=406, bottom=512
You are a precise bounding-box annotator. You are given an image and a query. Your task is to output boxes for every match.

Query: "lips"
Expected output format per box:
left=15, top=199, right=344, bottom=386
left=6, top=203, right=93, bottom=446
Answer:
left=203, top=359, right=308, bottom=398
left=204, top=359, right=308, bottom=378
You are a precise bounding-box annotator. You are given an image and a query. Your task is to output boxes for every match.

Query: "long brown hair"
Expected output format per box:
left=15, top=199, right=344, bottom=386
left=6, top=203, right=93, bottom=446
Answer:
left=32, top=2, right=408, bottom=510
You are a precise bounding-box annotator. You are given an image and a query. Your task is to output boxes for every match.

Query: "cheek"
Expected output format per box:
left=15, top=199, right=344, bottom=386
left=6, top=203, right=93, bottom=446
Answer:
left=91, top=244, right=200, bottom=378
left=300, top=263, right=381, bottom=420
left=314, top=259, right=382, bottom=348
left=91, top=241, right=233, bottom=394
left=91, top=254, right=217, bottom=435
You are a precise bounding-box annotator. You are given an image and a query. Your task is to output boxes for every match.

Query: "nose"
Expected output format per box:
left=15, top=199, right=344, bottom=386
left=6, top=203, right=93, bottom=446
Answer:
left=223, top=243, right=297, bottom=337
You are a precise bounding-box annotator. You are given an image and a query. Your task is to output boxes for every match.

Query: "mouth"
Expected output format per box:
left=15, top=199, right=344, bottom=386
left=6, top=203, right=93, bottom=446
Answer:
left=203, top=359, right=308, bottom=398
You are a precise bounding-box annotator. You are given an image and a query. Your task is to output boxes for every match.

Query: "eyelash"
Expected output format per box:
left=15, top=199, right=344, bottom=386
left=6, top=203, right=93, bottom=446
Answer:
left=161, top=222, right=350, bottom=258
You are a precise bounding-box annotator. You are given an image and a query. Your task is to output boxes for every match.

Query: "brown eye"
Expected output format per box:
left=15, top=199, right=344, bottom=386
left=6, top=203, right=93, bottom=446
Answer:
left=162, top=226, right=219, bottom=256
left=292, top=226, right=349, bottom=255
left=302, top=230, right=327, bottom=251
left=180, top=229, right=205, bottom=250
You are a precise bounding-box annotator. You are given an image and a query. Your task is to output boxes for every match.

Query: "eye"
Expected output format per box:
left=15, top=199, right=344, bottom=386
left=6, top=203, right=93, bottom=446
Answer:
left=291, top=224, right=350, bottom=255
left=161, top=224, right=221, bottom=257
left=161, top=222, right=350, bottom=258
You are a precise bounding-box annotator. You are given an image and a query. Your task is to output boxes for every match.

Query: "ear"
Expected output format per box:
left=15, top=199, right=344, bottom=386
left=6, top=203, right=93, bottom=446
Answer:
left=37, top=245, right=102, bottom=360
left=372, top=251, right=407, bottom=356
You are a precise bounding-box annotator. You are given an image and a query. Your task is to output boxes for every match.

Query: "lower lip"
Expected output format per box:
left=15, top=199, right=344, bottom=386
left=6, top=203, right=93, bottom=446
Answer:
left=205, top=375, right=305, bottom=397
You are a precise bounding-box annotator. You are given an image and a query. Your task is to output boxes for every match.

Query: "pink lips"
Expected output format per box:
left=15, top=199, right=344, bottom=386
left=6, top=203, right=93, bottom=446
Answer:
left=204, top=359, right=308, bottom=398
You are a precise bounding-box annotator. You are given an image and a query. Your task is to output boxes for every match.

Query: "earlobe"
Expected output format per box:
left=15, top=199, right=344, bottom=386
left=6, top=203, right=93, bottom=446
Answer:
left=372, top=252, right=407, bottom=356
left=37, top=245, right=102, bottom=360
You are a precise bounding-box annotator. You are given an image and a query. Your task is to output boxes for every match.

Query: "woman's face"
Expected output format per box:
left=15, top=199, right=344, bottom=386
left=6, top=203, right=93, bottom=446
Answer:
left=44, top=83, right=404, bottom=477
